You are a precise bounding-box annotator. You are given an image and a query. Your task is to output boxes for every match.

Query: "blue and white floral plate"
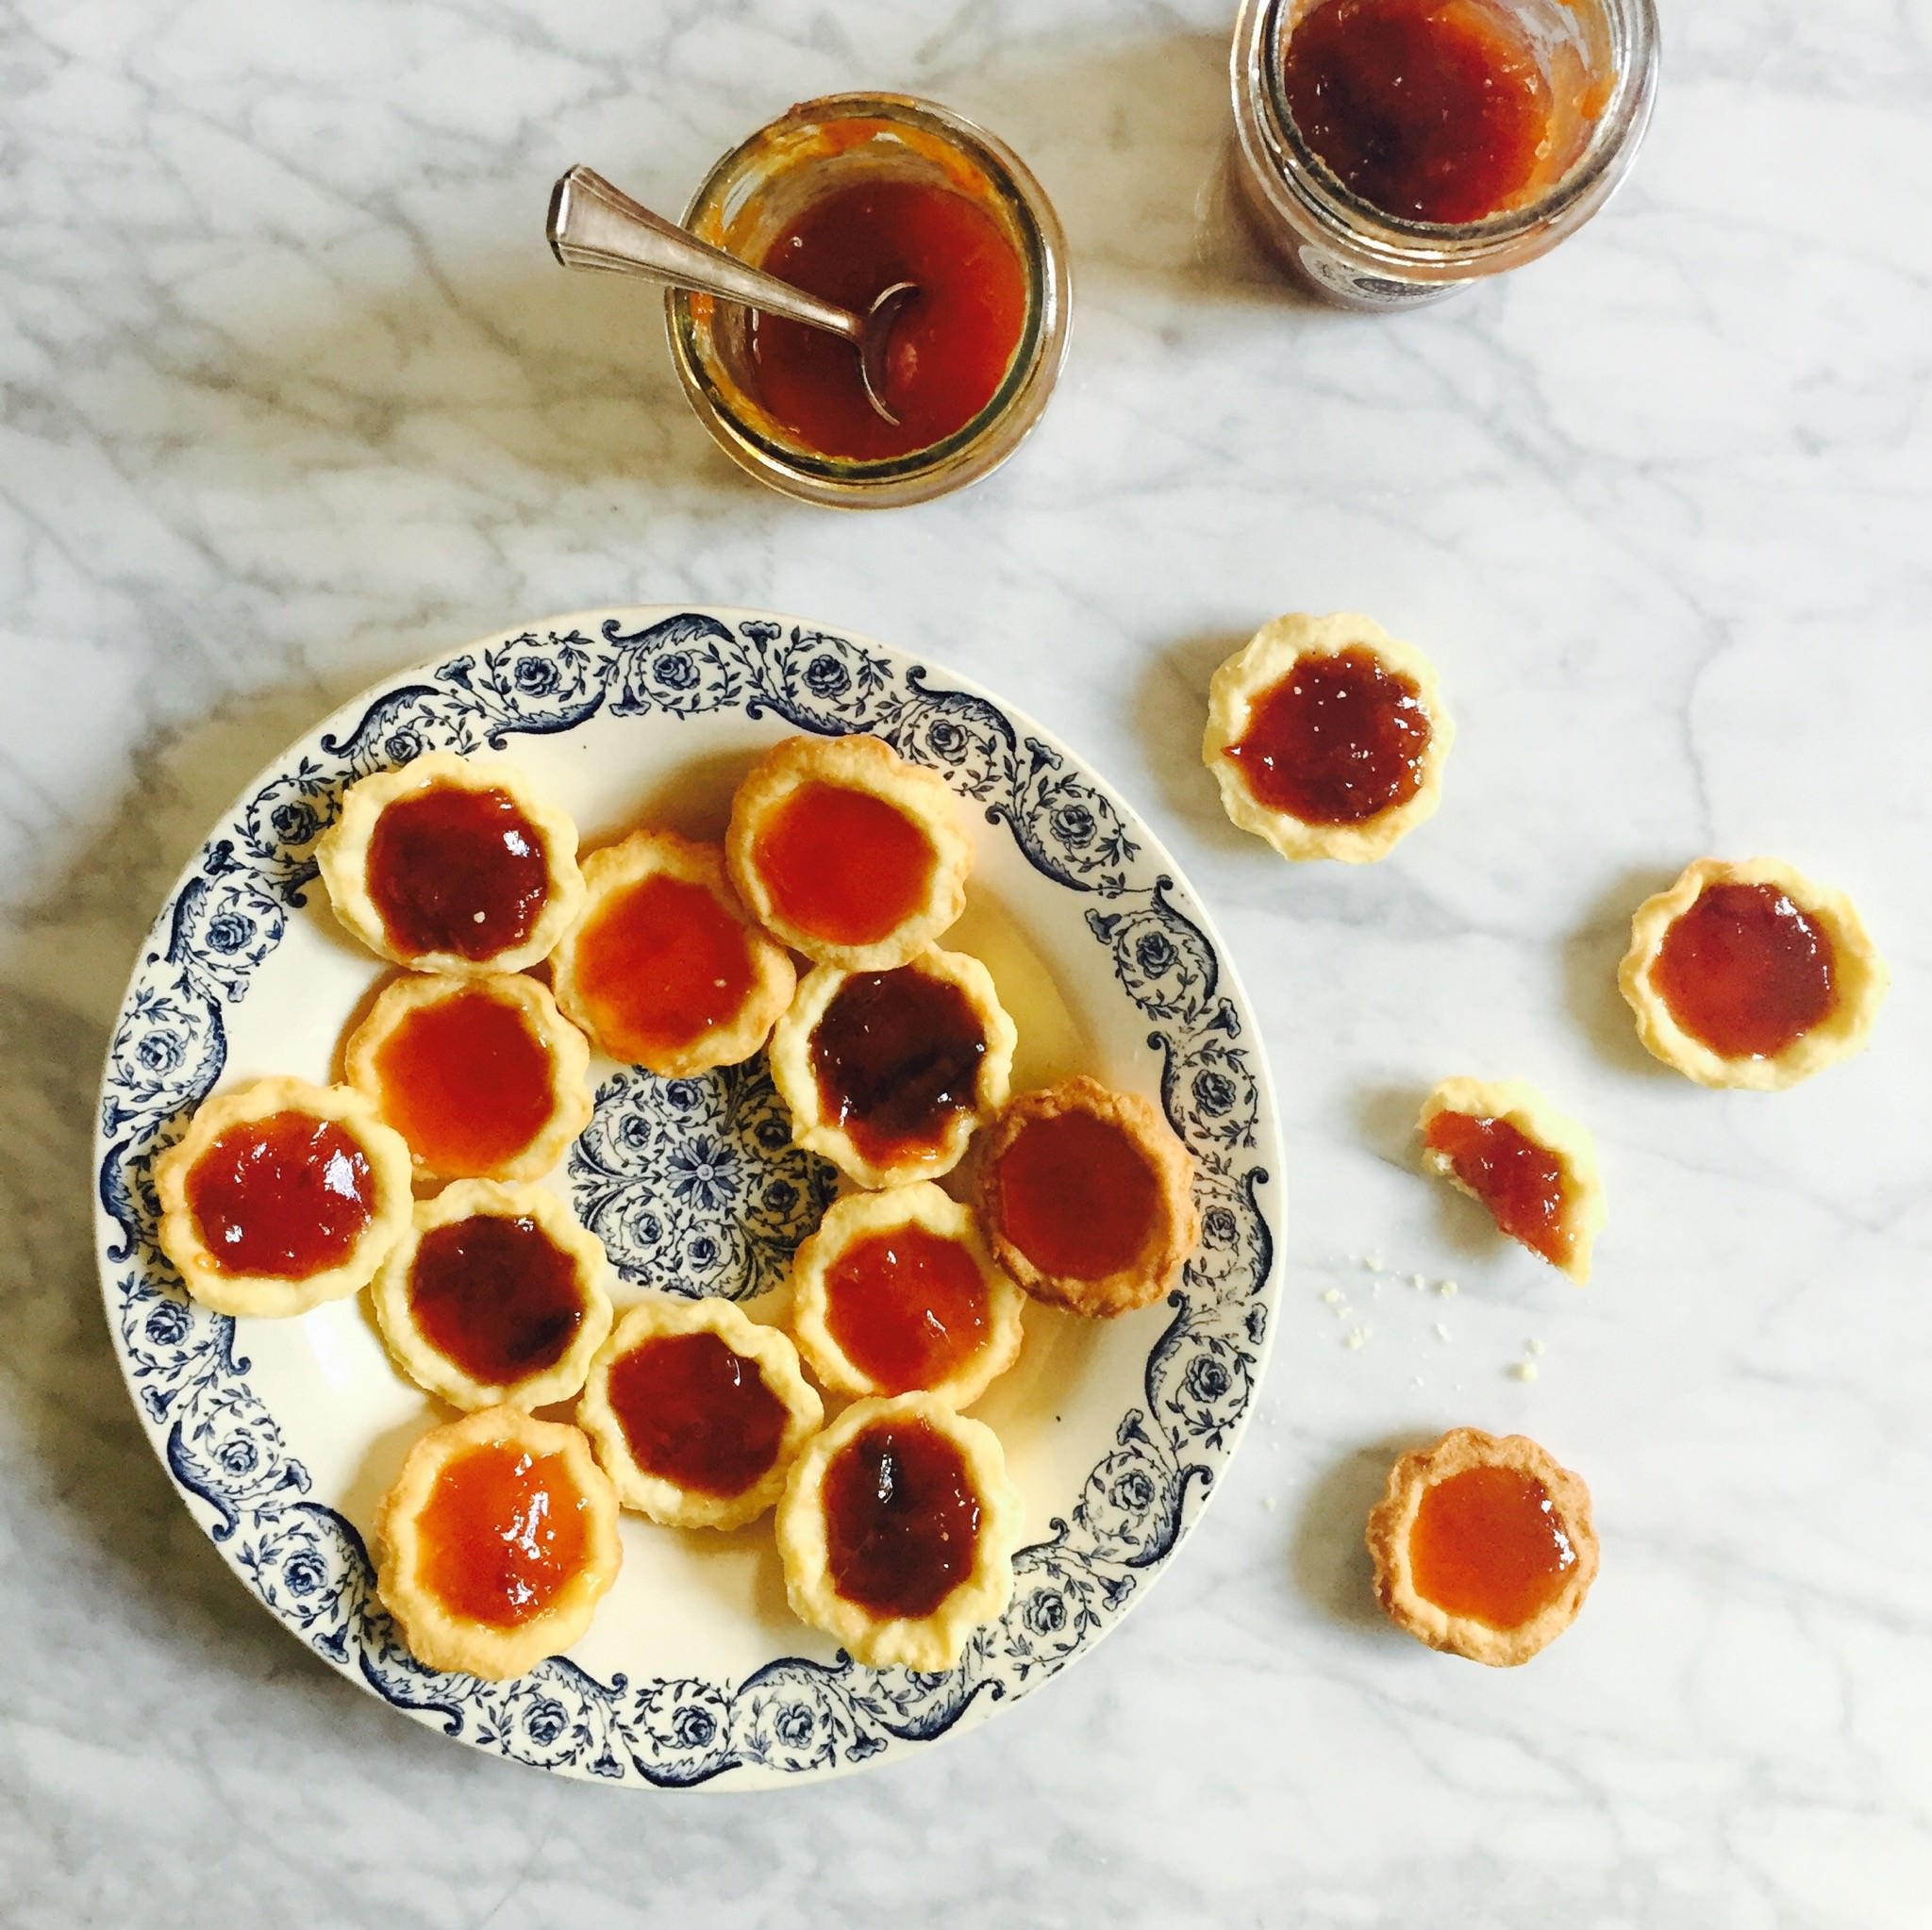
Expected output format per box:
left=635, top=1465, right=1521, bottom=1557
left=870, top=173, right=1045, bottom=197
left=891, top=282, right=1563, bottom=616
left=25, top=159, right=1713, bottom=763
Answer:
left=95, top=607, right=1282, bottom=1789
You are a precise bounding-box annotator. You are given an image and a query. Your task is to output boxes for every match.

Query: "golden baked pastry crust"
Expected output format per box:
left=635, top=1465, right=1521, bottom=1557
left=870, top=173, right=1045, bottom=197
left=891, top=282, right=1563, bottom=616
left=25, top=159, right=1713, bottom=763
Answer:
left=788, top=1183, right=1024, bottom=1406
left=1201, top=612, right=1454, bottom=864
left=153, top=1075, right=414, bottom=1319
left=726, top=732, right=973, bottom=971
left=575, top=1295, right=824, bottom=1531
left=1618, top=857, right=1888, bottom=1091
left=373, top=1406, right=623, bottom=1682
left=977, top=1076, right=1201, bottom=1318
left=549, top=828, right=795, bottom=1076
left=370, top=1180, right=614, bottom=1410
left=315, top=751, right=587, bottom=974
left=1418, top=1076, right=1606, bottom=1285
left=341, top=971, right=592, bottom=1182
left=1366, top=1426, right=1598, bottom=1668
left=774, top=1391, right=1023, bottom=1672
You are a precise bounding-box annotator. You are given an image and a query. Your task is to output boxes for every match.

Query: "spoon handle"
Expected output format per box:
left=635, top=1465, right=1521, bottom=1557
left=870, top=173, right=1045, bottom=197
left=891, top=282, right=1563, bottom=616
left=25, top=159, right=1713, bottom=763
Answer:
left=547, top=165, right=861, bottom=342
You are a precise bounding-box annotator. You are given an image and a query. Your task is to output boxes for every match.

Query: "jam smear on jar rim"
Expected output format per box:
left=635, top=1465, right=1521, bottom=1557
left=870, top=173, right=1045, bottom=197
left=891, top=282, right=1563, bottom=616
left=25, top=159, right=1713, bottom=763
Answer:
left=822, top=1416, right=982, bottom=1621
left=365, top=783, right=551, bottom=962
left=606, top=1330, right=791, bottom=1499
left=1424, top=1108, right=1570, bottom=1268
left=753, top=780, right=938, bottom=948
left=993, top=1107, right=1163, bottom=1282
left=407, top=1214, right=586, bottom=1389
left=1652, top=881, right=1838, bottom=1061
left=1408, top=1462, right=1576, bottom=1628
left=417, top=1440, right=592, bottom=1629
left=824, top=1224, right=991, bottom=1393
left=186, top=1109, right=375, bottom=1278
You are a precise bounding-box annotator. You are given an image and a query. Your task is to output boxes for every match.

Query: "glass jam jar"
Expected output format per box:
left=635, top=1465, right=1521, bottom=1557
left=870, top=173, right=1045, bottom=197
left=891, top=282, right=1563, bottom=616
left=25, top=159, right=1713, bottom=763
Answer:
left=1231, top=0, right=1658, bottom=309
left=668, top=94, right=1072, bottom=509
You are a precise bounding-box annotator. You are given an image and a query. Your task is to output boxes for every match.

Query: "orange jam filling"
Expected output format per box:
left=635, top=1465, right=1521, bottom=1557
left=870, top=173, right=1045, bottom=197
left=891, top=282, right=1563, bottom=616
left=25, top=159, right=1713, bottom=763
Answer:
left=994, top=1109, right=1162, bottom=1281
left=824, top=1225, right=990, bottom=1393
left=822, top=1418, right=981, bottom=1621
left=408, top=1215, right=585, bottom=1388
left=1424, top=1109, right=1569, bottom=1266
left=606, top=1330, right=789, bottom=1499
left=1653, top=881, right=1838, bottom=1060
left=1408, top=1463, right=1576, bottom=1629
left=753, top=780, right=937, bottom=948
left=365, top=782, right=550, bottom=961
left=185, top=1110, right=375, bottom=1277
left=416, top=1440, right=592, bottom=1629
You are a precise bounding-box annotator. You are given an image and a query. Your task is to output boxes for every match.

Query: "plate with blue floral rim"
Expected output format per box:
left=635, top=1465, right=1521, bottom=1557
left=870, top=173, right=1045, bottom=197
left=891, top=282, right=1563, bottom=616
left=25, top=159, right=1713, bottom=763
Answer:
left=95, top=606, right=1283, bottom=1789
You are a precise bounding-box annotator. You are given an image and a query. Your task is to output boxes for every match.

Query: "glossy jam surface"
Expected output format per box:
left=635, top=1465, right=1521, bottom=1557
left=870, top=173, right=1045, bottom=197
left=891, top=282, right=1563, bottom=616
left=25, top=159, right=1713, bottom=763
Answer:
left=748, top=176, right=1028, bottom=461
left=365, top=783, right=550, bottom=961
left=1424, top=1108, right=1569, bottom=1267
left=753, top=781, right=937, bottom=947
left=186, top=1110, right=375, bottom=1277
left=1225, top=646, right=1431, bottom=825
left=1279, top=0, right=1555, bottom=225
left=995, top=1109, right=1162, bottom=1281
left=824, top=1225, right=990, bottom=1393
left=1408, top=1463, right=1575, bottom=1628
left=408, top=1215, right=585, bottom=1388
left=574, top=872, right=758, bottom=1061
left=606, top=1331, right=789, bottom=1498
left=809, top=966, right=988, bottom=1169
left=416, top=1441, right=591, bottom=1629
left=1653, top=882, right=1838, bottom=1060
left=373, top=989, right=556, bottom=1176
left=822, top=1418, right=982, bottom=1621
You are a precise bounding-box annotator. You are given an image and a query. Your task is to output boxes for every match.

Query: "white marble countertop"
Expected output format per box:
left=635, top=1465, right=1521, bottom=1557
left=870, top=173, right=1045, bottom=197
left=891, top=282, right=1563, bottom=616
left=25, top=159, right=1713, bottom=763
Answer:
left=6, top=0, right=1930, bottom=1922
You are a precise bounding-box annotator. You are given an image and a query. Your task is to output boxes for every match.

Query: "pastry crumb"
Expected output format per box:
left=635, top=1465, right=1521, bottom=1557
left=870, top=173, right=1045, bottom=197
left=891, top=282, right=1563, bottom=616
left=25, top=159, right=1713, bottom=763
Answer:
left=1362, top=1253, right=1383, bottom=1272
left=1509, top=1361, right=1539, bottom=1383
left=1344, top=1327, right=1371, bottom=1350
left=1526, top=1338, right=1545, bottom=1356
left=1434, top=1323, right=1452, bottom=1343
left=1321, top=1288, right=1343, bottom=1305
left=1437, top=1279, right=1458, bottom=1297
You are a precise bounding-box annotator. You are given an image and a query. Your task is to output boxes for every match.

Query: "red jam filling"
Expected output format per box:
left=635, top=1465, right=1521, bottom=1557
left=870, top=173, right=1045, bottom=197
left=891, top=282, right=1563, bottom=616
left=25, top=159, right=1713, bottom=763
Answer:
left=416, top=1441, right=591, bottom=1629
left=605, top=1330, right=789, bottom=1499
left=824, top=1225, right=990, bottom=1394
left=407, top=1215, right=585, bottom=1388
left=809, top=966, right=989, bottom=1170
left=994, top=1108, right=1163, bottom=1282
left=185, top=1110, right=375, bottom=1278
left=1279, top=0, right=1555, bottom=225
left=748, top=175, right=1029, bottom=461
left=822, top=1418, right=982, bottom=1622
left=1408, top=1463, right=1575, bottom=1628
left=1653, top=882, right=1838, bottom=1061
left=753, top=781, right=937, bottom=948
left=1424, top=1109, right=1570, bottom=1267
left=1224, top=645, right=1431, bottom=826
left=364, top=782, right=551, bottom=961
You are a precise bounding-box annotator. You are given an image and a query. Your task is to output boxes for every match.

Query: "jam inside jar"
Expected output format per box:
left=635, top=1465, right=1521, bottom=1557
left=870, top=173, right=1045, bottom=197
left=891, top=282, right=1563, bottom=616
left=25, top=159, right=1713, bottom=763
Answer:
left=185, top=1110, right=375, bottom=1277
left=417, top=1441, right=591, bottom=1629
left=1424, top=1108, right=1570, bottom=1267
left=821, top=1417, right=982, bottom=1621
left=1408, top=1463, right=1575, bottom=1627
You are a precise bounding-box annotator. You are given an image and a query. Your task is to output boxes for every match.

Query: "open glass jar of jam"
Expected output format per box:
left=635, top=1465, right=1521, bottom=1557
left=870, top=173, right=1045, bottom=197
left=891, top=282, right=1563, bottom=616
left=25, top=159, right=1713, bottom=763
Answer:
left=669, top=94, right=1071, bottom=508
left=1231, top=0, right=1657, bottom=308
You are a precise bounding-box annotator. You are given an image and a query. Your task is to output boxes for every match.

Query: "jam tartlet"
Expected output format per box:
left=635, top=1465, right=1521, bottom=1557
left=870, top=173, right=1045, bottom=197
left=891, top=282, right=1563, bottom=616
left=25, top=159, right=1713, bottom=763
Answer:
left=788, top=1184, right=1024, bottom=1407
left=576, top=1295, right=823, bottom=1531
left=373, top=1406, right=622, bottom=1681
left=154, top=1075, right=414, bottom=1318
left=1618, top=857, right=1887, bottom=1090
left=371, top=1181, right=613, bottom=1411
left=775, top=1391, right=1023, bottom=1672
left=549, top=829, right=795, bottom=1077
left=317, top=752, right=586, bottom=974
left=1367, top=1427, right=1598, bottom=1668
left=1418, top=1077, right=1605, bottom=1285
left=768, top=947, right=1017, bottom=1188
left=1202, top=612, right=1453, bottom=863
left=726, top=733, right=973, bottom=971
left=342, top=972, right=591, bottom=1183
left=977, top=1076, right=1200, bottom=1317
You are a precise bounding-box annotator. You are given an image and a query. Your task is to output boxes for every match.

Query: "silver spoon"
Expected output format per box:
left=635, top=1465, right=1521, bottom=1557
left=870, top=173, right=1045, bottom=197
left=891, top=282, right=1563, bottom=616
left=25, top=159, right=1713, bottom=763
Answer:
left=547, top=164, right=916, bottom=427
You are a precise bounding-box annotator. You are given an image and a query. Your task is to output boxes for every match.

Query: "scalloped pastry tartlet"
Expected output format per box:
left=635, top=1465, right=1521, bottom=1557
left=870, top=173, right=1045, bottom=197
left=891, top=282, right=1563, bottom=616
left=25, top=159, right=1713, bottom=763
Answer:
left=371, top=1181, right=613, bottom=1410
left=373, top=1406, right=622, bottom=1681
left=789, top=1184, right=1024, bottom=1406
left=978, top=1076, right=1200, bottom=1317
left=1419, top=1077, right=1605, bottom=1285
left=1367, top=1427, right=1598, bottom=1668
left=769, top=947, right=1017, bottom=1189
left=1203, top=612, right=1453, bottom=863
left=576, top=1295, right=823, bottom=1531
left=1618, top=857, right=1887, bottom=1091
left=342, top=972, right=591, bottom=1182
left=727, top=732, right=973, bottom=971
left=154, top=1074, right=413, bottom=1318
left=775, top=1391, right=1023, bottom=1672
left=316, top=751, right=586, bottom=974
left=550, top=829, right=794, bottom=1076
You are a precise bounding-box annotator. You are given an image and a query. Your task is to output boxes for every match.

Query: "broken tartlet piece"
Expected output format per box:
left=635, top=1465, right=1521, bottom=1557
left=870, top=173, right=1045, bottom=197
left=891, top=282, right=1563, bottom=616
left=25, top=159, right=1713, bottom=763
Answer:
left=1203, top=612, right=1453, bottom=863
left=1419, top=1077, right=1604, bottom=1284
left=1618, top=857, right=1887, bottom=1090
left=1367, top=1427, right=1598, bottom=1667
